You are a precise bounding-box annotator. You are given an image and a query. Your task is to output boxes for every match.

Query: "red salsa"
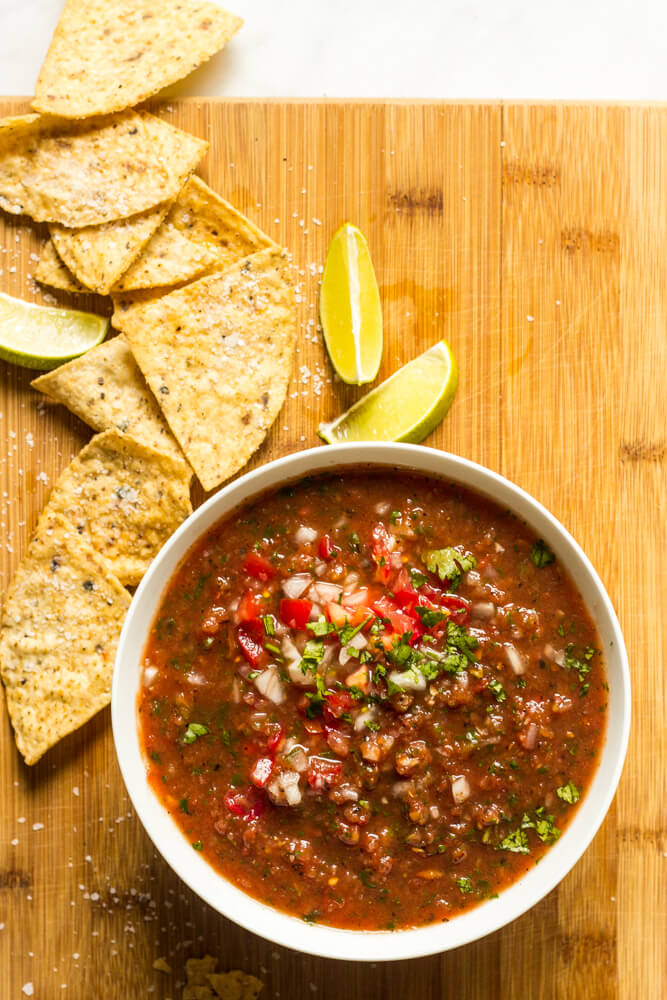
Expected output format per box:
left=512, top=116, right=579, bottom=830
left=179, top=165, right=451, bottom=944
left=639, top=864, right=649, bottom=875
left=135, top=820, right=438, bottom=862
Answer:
left=138, top=472, right=607, bottom=930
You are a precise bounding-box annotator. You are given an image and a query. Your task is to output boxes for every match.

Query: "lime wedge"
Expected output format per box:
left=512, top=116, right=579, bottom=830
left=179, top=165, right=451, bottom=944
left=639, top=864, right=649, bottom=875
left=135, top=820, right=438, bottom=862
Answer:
left=319, top=340, right=458, bottom=444
left=0, top=291, right=108, bottom=370
left=319, top=222, right=383, bottom=385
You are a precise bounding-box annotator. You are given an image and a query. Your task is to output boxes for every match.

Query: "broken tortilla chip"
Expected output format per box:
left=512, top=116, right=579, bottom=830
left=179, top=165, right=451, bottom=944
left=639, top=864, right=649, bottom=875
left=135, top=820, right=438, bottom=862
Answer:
left=0, top=111, right=207, bottom=227
left=35, top=239, right=86, bottom=293
left=208, top=971, right=264, bottom=1000
left=121, top=248, right=296, bottom=491
left=0, top=510, right=130, bottom=765
left=31, top=334, right=184, bottom=461
left=43, top=429, right=193, bottom=587
left=33, top=0, right=243, bottom=120
left=186, top=956, right=219, bottom=986
left=113, top=176, right=275, bottom=292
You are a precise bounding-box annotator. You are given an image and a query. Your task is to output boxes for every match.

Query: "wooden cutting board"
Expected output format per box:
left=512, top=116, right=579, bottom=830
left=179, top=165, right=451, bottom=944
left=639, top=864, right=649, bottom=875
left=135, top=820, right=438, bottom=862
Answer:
left=0, top=98, right=664, bottom=1000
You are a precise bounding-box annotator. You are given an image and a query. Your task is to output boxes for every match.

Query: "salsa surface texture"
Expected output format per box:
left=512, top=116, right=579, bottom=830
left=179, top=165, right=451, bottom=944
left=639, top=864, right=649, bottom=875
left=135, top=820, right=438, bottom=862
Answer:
left=139, top=471, right=607, bottom=930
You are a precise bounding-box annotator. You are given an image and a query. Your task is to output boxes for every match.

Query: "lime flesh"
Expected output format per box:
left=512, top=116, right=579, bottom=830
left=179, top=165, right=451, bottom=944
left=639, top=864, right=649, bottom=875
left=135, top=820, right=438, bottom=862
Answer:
left=319, top=340, right=458, bottom=443
left=319, top=222, right=383, bottom=385
left=0, top=291, right=108, bottom=370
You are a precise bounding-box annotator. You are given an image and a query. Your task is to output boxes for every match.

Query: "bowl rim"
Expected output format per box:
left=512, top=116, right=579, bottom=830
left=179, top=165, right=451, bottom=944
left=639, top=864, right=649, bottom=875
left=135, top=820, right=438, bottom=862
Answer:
left=112, top=442, right=631, bottom=961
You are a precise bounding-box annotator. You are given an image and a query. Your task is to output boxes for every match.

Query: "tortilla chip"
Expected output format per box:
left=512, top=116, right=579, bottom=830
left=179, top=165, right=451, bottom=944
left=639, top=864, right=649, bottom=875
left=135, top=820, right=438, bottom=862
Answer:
left=184, top=988, right=215, bottom=1000
left=0, top=510, right=130, bottom=765
left=186, top=956, right=219, bottom=986
left=208, top=972, right=263, bottom=1000
left=35, top=239, right=86, bottom=293
left=113, top=176, right=275, bottom=292
left=33, top=0, right=243, bottom=119
left=49, top=202, right=171, bottom=295
left=0, top=111, right=207, bottom=227
left=31, top=334, right=184, bottom=461
left=43, top=429, right=192, bottom=587
left=112, top=285, right=186, bottom=331
left=121, top=248, right=296, bottom=491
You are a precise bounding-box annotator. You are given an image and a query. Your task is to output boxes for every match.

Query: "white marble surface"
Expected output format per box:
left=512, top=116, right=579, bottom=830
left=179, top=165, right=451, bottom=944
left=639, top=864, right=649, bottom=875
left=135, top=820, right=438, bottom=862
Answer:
left=0, top=0, right=665, bottom=100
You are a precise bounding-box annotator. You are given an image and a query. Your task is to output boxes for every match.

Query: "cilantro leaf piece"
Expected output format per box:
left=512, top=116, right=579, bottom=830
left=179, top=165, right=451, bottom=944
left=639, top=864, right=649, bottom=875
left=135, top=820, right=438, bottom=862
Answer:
left=534, top=814, right=561, bottom=844
left=415, top=605, right=448, bottom=627
left=530, top=539, right=555, bottom=568
left=300, top=638, right=325, bottom=674
left=564, top=644, right=595, bottom=682
left=183, top=722, right=209, bottom=744
left=498, top=828, right=530, bottom=854
left=446, top=621, right=478, bottom=663
left=338, top=616, right=373, bottom=646
left=487, top=677, right=507, bottom=702
left=308, top=615, right=336, bottom=637
left=409, top=568, right=428, bottom=589
left=456, top=875, right=473, bottom=894
left=556, top=781, right=580, bottom=804
left=305, top=674, right=328, bottom=716
left=423, top=546, right=476, bottom=590
left=262, top=614, right=275, bottom=636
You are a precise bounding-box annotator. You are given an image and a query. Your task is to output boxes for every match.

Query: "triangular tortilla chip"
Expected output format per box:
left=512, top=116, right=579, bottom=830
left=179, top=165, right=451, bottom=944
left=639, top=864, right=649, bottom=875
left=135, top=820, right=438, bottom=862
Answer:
left=31, top=334, right=184, bottom=461
left=121, top=248, right=296, bottom=491
left=43, top=430, right=192, bottom=586
left=113, top=176, right=275, bottom=292
left=49, top=202, right=172, bottom=294
left=186, top=957, right=219, bottom=986
left=32, top=0, right=243, bottom=119
left=0, top=510, right=130, bottom=765
left=35, top=239, right=86, bottom=293
left=0, top=111, right=207, bottom=227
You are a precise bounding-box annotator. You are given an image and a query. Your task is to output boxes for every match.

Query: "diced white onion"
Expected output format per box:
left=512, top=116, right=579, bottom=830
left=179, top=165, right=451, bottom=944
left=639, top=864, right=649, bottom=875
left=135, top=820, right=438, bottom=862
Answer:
left=313, top=559, right=327, bottom=578
left=451, top=774, right=471, bottom=804
left=310, top=581, right=343, bottom=604
left=231, top=677, right=241, bottom=703
left=392, top=780, right=413, bottom=798
left=523, top=722, right=538, bottom=749
left=388, top=668, right=426, bottom=691
left=341, top=586, right=369, bottom=607
left=295, top=525, right=318, bottom=545
left=354, top=707, right=378, bottom=731
left=505, top=643, right=527, bottom=675
left=287, top=660, right=312, bottom=685
left=375, top=501, right=391, bottom=515
left=279, top=770, right=302, bottom=805
left=285, top=745, right=308, bottom=773
left=390, top=551, right=403, bottom=569
left=142, top=665, right=159, bottom=687
left=254, top=666, right=284, bottom=704
left=320, top=643, right=336, bottom=668
left=472, top=601, right=496, bottom=621
left=430, top=805, right=440, bottom=819
left=343, top=571, right=360, bottom=589
left=339, top=631, right=368, bottom=667
left=308, top=602, right=323, bottom=621
left=281, top=573, right=312, bottom=599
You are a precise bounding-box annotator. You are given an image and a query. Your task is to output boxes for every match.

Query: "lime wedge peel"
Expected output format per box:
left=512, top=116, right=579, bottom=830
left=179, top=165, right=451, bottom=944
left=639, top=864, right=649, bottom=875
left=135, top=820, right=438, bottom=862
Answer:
left=0, top=291, right=108, bottom=371
left=319, top=222, right=383, bottom=385
left=318, top=340, right=458, bottom=444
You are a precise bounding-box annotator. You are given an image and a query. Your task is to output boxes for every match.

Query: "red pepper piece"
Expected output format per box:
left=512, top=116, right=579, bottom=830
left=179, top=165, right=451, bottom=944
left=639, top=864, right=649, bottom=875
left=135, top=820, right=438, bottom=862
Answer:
left=237, top=589, right=261, bottom=622
left=237, top=624, right=265, bottom=666
left=242, top=551, right=276, bottom=582
left=250, top=756, right=274, bottom=788
left=370, top=523, right=394, bottom=583
left=318, top=534, right=340, bottom=560
left=224, top=787, right=265, bottom=820
left=306, top=756, right=343, bottom=790
left=280, top=597, right=313, bottom=630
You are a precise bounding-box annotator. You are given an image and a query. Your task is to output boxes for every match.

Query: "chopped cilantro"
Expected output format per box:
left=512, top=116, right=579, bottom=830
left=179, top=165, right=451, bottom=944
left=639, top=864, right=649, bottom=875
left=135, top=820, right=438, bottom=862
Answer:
left=308, top=615, right=336, bottom=636
left=305, top=674, right=328, bottom=716
left=498, top=828, right=530, bottom=854
left=183, top=722, right=209, bottom=745
left=348, top=532, right=361, bottom=553
left=415, top=605, right=448, bottom=627
left=359, top=869, right=378, bottom=888
left=262, top=615, right=275, bottom=636
left=556, top=781, right=580, bottom=804
left=409, top=568, right=428, bottom=589
left=179, top=798, right=190, bottom=815
left=422, top=546, right=477, bottom=590
left=530, top=540, right=555, bottom=568
left=521, top=809, right=561, bottom=844
left=390, top=510, right=401, bottom=524
left=456, top=876, right=473, bottom=894
left=192, top=841, right=203, bottom=851
left=300, top=638, right=325, bottom=674
left=488, top=677, right=507, bottom=702
left=338, top=616, right=374, bottom=646
left=564, top=644, right=595, bottom=683
left=302, top=909, right=321, bottom=924
left=264, top=641, right=282, bottom=658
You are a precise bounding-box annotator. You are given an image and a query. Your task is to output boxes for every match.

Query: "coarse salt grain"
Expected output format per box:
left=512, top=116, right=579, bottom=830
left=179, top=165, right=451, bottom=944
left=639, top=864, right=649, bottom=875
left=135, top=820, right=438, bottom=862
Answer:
left=32, top=822, right=44, bottom=831
left=22, top=985, right=34, bottom=997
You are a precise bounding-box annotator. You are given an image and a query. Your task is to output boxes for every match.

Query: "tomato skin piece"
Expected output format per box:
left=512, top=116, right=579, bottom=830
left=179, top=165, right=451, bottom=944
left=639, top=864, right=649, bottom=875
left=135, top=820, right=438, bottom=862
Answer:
left=224, top=787, right=266, bottom=820
left=242, top=552, right=276, bottom=582
left=250, top=756, right=274, bottom=788
left=266, top=724, right=284, bottom=752
left=318, top=534, right=340, bottom=560
left=237, top=589, right=261, bottom=623
left=372, top=595, right=415, bottom=635
left=237, top=624, right=265, bottom=666
left=280, top=597, right=313, bottom=630
left=307, top=756, right=343, bottom=790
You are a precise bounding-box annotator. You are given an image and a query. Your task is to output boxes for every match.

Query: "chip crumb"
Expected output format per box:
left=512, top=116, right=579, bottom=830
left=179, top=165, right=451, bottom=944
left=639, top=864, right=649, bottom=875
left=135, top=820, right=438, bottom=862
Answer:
left=22, top=985, right=34, bottom=997
left=153, top=957, right=172, bottom=974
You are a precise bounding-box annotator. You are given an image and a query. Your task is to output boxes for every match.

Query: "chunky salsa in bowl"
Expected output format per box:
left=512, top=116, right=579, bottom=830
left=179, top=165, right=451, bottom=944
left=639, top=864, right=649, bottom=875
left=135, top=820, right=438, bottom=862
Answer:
left=113, top=445, right=630, bottom=960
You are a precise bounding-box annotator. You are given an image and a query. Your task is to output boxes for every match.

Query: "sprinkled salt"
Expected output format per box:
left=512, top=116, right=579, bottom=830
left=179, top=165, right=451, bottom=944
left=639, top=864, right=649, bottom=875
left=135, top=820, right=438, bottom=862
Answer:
left=22, top=985, right=34, bottom=997
left=32, top=822, right=44, bottom=831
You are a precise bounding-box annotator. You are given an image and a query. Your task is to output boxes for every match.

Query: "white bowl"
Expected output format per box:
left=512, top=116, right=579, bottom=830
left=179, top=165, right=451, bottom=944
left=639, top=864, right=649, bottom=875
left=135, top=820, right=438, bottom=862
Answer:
left=112, top=443, right=630, bottom=962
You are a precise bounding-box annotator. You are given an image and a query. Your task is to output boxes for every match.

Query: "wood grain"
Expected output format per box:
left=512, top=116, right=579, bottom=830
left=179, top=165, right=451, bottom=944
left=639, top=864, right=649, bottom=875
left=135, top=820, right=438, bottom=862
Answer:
left=0, top=99, right=664, bottom=1000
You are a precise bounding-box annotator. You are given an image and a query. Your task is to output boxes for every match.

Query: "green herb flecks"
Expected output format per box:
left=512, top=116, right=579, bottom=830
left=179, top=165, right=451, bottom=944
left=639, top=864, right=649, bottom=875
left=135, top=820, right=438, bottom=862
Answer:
left=422, top=546, right=476, bottom=590
left=487, top=677, right=507, bottom=702
left=183, top=722, right=209, bottom=745
left=456, top=875, right=473, bottom=894
left=556, top=781, right=581, bottom=804
left=530, top=540, right=555, bottom=568
left=497, top=828, right=530, bottom=854
left=564, top=643, right=596, bottom=683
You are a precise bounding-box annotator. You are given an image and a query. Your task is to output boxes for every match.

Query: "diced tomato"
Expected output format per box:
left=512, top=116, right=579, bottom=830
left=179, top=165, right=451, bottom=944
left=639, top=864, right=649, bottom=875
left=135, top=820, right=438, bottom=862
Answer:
left=306, top=756, right=343, bottom=790
left=318, top=534, right=339, bottom=560
left=326, top=601, right=375, bottom=629
left=224, top=787, right=266, bottom=820
left=439, top=594, right=471, bottom=624
left=372, top=595, right=416, bottom=636
left=200, top=605, right=228, bottom=636
left=237, top=589, right=261, bottom=622
left=237, top=624, right=265, bottom=666
left=279, top=597, right=313, bottom=630
left=392, top=568, right=418, bottom=609
left=266, top=723, right=284, bottom=752
left=371, top=523, right=394, bottom=582
left=242, top=552, right=276, bottom=582
left=325, top=689, right=354, bottom=718
left=250, top=756, right=274, bottom=788
left=302, top=716, right=323, bottom=734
